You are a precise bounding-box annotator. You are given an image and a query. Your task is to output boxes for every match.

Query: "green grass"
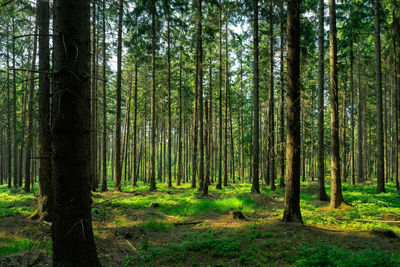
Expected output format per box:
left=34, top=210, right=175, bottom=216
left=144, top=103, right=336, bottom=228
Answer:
left=0, top=185, right=36, bottom=218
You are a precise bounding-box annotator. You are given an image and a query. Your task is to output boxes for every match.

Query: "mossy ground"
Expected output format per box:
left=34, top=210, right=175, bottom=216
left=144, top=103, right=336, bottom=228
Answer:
left=1, top=179, right=400, bottom=266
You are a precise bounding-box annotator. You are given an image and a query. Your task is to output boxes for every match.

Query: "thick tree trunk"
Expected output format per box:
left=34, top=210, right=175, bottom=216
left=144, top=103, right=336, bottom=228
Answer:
left=6, top=24, right=11, bottom=189
left=251, top=0, right=260, bottom=194
left=283, top=0, right=302, bottom=222
left=329, top=0, right=344, bottom=208
left=51, top=0, right=100, bottom=265
left=317, top=0, right=329, bottom=201
left=374, top=0, right=385, bottom=193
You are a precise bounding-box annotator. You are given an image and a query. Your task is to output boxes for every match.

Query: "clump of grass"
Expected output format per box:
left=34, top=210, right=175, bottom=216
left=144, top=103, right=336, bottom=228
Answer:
left=141, top=220, right=173, bottom=232
left=296, top=242, right=400, bottom=267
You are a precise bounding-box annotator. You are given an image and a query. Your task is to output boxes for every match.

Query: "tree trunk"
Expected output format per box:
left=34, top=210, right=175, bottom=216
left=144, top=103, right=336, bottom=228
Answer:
left=350, top=39, right=355, bottom=186
left=329, top=0, right=344, bottom=208
left=224, top=17, right=229, bottom=188
left=6, top=24, right=11, bottom=189
left=167, top=1, right=172, bottom=188
left=374, top=0, right=385, bottom=193
left=177, top=51, right=183, bottom=186
left=51, top=0, right=100, bottom=265
left=283, top=0, right=302, bottom=223
left=279, top=3, right=285, bottom=188
left=341, top=81, right=347, bottom=182
left=101, top=0, right=108, bottom=192
left=115, top=0, right=123, bottom=191
left=217, top=2, right=223, bottom=190
left=150, top=0, right=157, bottom=191
left=132, top=63, right=138, bottom=187
left=25, top=27, right=38, bottom=192
left=268, top=0, right=276, bottom=190
left=251, top=0, right=260, bottom=194
left=37, top=0, right=53, bottom=221
left=317, top=0, right=329, bottom=201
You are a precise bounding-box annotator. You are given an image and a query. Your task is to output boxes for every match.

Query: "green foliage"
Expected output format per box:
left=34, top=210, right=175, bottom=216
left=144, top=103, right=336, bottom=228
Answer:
left=296, top=242, right=400, bottom=267
left=141, top=220, right=172, bottom=232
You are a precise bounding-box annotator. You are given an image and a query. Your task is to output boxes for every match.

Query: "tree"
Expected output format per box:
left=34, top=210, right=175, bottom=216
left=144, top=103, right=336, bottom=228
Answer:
left=149, top=0, right=157, bottom=191
left=374, top=0, right=385, bottom=194
left=216, top=1, right=223, bottom=190
left=329, top=0, right=344, bottom=208
left=251, top=0, right=260, bottom=194
left=115, top=0, right=123, bottom=191
left=267, top=0, right=276, bottom=191
left=101, top=0, right=107, bottom=192
left=197, top=0, right=205, bottom=193
left=282, top=0, right=302, bottom=223
left=317, top=0, right=329, bottom=201
left=37, top=0, right=53, bottom=221
left=51, top=0, right=100, bottom=264
left=24, top=25, right=38, bottom=193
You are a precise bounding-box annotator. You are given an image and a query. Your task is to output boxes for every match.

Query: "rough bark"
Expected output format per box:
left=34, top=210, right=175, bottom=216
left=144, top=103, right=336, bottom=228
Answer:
left=374, top=0, right=385, bottom=193
left=37, top=0, right=53, bottom=221
left=51, top=0, right=100, bottom=265
left=283, top=0, right=302, bottom=223
left=329, top=0, right=344, bottom=208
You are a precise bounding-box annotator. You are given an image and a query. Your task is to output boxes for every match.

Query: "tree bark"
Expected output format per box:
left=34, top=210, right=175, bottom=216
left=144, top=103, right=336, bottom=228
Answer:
left=217, top=1, right=223, bottom=190
left=24, top=27, right=37, bottom=192
left=283, top=0, right=302, bottom=223
left=149, top=0, right=157, bottom=191
left=51, top=0, right=100, bottom=265
left=374, top=0, right=385, bottom=193
left=101, top=0, right=108, bottom=192
left=317, top=0, right=329, bottom=201
left=37, top=0, right=53, bottom=221
left=115, top=0, right=123, bottom=191
left=329, top=0, right=344, bottom=208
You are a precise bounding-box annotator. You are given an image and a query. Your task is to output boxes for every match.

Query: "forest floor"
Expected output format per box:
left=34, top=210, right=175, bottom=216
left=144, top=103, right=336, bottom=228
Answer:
left=1, top=180, right=400, bottom=266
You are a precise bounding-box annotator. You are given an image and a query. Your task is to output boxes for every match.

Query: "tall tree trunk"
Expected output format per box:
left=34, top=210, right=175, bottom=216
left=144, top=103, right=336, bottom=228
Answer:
left=91, top=0, right=98, bottom=191
left=283, top=0, right=302, bottom=222
left=224, top=17, right=229, bottom=187
left=350, top=39, right=355, bottom=185
left=329, top=0, right=344, bottom=208
left=279, top=3, right=285, bottom=188
left=357, top=43, right=364, bottom=183
left=150, top=0, right=157, bottom=191
left=341, top=82, right=347, bottom=182
left=38, top=0, right=53, bottom=220
left=251, top=0, right=260, bottom=194
left=115, top=0, right=123, bottom=191
left=12, top=19, right=18, bottom=188
left=268, top=0, right=276, bottom=191
left=177, top=51, right=183, bottom=186
left=202, top=99, right=210, bottom=196
left=209, top=56, right=213, bottom=184
left=374, top=0, right=385, bottom=193
left=197, top=0, right=204, bottom=192
left=25, top=26, right=38, bottom=192
left=394, top=6, right=400, bottom=190
left=317, top=0, right=329, bottom=201
left=6, top=25, right=11, bottom=189
left=132, top=63, right=138, bottom=187
left=167, top=1, right=172, bottom=188
left=217, top=2, right=223, bottom=190
left=101, top=0, right=108, bottom=192
left=51, top=0, right=100, bottom=265
left=18, top=69, right=29, bottom=187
